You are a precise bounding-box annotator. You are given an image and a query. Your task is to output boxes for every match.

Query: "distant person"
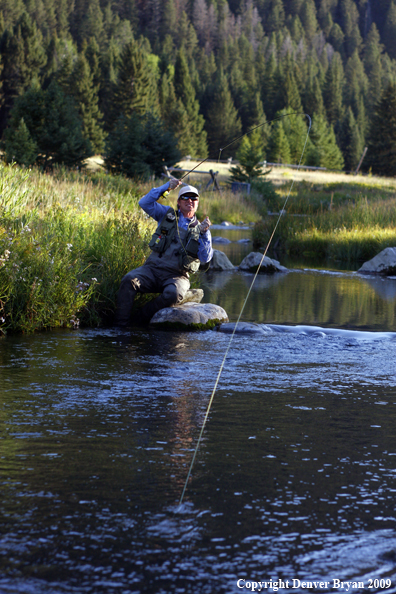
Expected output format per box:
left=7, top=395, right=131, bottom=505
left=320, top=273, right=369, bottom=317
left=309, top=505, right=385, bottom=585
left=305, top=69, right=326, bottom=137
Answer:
left=115, top=178, right=212, bottom=327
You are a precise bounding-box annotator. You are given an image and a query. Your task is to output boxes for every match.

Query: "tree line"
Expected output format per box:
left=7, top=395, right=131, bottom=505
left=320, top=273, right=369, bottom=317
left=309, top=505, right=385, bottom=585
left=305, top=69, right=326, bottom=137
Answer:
left=1, top=0, right=396, bottom=176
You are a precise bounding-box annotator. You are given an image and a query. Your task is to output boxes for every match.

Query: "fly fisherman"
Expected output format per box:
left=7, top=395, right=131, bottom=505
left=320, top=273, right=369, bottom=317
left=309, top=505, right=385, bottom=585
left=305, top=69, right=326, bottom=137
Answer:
left=115, top=178, right=213, bottom=327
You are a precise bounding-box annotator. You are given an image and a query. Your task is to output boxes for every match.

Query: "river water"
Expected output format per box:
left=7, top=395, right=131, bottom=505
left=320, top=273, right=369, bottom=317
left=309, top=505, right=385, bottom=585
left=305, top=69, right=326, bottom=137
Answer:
left=1, top=230, right=396, bottom=594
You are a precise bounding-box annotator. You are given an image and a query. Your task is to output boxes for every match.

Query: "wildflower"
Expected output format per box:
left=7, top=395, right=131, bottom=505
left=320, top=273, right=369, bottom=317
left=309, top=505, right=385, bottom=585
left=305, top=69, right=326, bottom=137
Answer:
left=66, top=243, right=73, bottom=251
left=91, top=277, right=97, bottom=282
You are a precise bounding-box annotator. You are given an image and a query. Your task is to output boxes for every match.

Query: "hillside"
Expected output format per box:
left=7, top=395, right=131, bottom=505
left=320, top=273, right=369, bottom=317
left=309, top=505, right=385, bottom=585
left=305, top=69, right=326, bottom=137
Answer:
left=0, top=0, right=395, bottom=174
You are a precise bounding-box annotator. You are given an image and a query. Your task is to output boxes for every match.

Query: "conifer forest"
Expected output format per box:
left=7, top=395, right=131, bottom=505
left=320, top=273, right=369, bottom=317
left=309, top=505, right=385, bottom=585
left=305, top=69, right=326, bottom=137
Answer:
left=0, top=0, right=396, bottom=176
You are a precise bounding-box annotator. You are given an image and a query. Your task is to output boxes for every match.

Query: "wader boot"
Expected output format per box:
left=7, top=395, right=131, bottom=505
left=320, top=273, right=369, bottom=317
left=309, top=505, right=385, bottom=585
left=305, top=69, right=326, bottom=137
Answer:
left=138, top=293, right=175, bottom=325
left=115, top=285, right=138, bottom=328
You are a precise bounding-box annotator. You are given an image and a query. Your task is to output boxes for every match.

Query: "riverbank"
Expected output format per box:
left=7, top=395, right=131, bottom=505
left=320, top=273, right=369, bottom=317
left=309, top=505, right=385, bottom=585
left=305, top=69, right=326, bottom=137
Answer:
left=251, top=172, right=396, bottom=264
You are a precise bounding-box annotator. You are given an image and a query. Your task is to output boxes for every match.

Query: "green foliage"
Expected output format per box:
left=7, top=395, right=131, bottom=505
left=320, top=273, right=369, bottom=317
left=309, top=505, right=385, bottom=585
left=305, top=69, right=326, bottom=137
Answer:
left=104, top=112, right=180, bottom=179
left=305, top=113, right=344, bottom=169
left=205, top=69, right=242, bottom=159
left=366, top=83, right=396, bottom=176
left=5, top=82, right=92, bottom=168
left=267, top=119, right=291, bottom=164
left=230, top=129, right=267, bottom=182
left=110, top=38, right=151, bottom=121
left=1, top=0, right=396, bottom=177
left=4, top=117, right=37, bottom=166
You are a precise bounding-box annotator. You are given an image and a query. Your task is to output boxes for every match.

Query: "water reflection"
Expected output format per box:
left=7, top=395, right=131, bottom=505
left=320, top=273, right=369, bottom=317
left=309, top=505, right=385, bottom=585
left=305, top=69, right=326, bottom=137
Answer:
left=201, top=269, right=396, bottom=331
left=2, top=268, right=396, bottom=593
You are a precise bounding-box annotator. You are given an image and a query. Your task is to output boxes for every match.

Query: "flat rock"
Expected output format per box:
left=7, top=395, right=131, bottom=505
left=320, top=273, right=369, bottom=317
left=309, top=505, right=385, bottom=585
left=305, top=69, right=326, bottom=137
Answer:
left=217, top=322, right=266, bottom=335
left=150, top=303, right=228, bottom=330
left=179, top=289, right=204, bottom=304
left=358, top=247, right=396, bottom=275
left=210, top=249, right=235, bottom=271
left=239, top=252, right=287, bottom=273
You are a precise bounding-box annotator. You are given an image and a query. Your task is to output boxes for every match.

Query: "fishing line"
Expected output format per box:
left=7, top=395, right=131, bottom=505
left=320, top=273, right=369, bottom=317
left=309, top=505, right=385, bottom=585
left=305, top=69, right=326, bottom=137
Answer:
left=178, top=112, right=312, bottom=507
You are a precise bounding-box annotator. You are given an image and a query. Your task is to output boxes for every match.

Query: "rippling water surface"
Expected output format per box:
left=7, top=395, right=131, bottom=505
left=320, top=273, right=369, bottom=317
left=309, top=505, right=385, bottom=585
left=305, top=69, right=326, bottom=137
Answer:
left=1, top=269, right=396, bottom=593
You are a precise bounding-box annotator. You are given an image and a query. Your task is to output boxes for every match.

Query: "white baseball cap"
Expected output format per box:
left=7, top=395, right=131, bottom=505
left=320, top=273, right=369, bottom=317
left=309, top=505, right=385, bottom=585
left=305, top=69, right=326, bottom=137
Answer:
left=178, top=185, right=200, bottom=199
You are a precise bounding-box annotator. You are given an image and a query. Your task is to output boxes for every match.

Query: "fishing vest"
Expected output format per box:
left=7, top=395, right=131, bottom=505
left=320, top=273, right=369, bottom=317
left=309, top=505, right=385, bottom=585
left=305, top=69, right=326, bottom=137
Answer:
left=148, top=208, right=201, bottom=274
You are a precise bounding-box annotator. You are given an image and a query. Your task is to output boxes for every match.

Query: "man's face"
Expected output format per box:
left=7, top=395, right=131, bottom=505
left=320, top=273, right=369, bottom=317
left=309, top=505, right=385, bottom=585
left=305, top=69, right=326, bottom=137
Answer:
left=178, top=193, right=199, bottom=218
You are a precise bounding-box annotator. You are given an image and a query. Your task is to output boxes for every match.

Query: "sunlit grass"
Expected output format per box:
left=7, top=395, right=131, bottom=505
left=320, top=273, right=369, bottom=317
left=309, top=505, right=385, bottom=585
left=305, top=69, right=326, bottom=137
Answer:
left=0, top=163, right=154, bottom=334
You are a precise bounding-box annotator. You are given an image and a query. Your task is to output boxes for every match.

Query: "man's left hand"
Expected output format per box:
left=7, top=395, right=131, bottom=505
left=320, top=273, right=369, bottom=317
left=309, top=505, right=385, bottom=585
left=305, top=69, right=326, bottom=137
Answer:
left=200, top=216, right=211, bottom=234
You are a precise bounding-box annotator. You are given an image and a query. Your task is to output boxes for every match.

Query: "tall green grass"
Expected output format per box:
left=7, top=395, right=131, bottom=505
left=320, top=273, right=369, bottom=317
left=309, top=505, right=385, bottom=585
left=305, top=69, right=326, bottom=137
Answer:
left=0, top=163, right=153, bottom=334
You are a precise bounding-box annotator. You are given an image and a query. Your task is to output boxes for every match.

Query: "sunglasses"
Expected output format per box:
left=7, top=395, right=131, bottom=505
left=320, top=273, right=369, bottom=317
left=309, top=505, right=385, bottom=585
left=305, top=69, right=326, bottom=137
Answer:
left=179, top=195, right=199, bottom=201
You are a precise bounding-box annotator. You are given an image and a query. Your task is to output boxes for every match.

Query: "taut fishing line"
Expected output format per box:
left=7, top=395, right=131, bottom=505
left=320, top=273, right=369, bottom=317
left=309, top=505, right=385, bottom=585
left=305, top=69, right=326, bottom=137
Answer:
left=177, top=112, right=312, bottom=506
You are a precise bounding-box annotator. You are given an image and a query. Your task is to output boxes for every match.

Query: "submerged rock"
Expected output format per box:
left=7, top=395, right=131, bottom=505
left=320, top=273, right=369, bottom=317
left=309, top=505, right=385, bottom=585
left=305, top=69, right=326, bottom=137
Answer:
left=217, top=322, right=266, bottom=335
left=239, top=252, right=287, bottom=273
left=212, top=236, right=232, bottom=244
left=150, top=303, right=228, bottom=330
left=210, top=249, right=235, bottom=271
left=358, top=248, right=396, bottom=275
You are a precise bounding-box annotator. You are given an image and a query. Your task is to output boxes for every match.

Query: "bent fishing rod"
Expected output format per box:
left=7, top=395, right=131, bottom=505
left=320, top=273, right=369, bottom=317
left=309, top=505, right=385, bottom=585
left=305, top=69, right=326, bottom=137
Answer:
left=178, top=111, right=312, bottom=506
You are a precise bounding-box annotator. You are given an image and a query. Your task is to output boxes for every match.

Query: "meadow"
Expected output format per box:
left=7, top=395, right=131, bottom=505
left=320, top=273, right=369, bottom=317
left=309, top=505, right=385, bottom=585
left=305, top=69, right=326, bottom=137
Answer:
left=250, top=167, right=396, bottom=265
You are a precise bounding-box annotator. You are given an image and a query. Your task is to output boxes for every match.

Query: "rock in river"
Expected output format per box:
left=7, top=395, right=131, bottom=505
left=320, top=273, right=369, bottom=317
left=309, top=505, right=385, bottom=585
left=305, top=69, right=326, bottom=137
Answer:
left=217, top=322, right=266, bottom=335
left=210, top=249, right=235, bottom=271
left=239, top=252, right=287, bottom=273
left=150, top=303, right=228, bottom=330
left=358, top=247, right=396, bottom=275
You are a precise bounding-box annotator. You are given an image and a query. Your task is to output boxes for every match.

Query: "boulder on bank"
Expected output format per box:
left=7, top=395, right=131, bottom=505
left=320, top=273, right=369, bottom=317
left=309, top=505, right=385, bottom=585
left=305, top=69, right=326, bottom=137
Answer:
left=239, top=252, right=287, bottom=273
left=210, top=249, right=235, bottom=271
left=358, top=248, right=396, bottom=275
left=150, top=303, right=228, bottom=330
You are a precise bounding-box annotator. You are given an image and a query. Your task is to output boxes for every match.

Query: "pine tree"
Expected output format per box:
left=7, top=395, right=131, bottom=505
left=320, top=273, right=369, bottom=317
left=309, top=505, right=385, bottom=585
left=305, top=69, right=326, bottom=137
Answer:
left=4, top=117, right=37, bottom=166
left=205, top=69, right=241, bottom=159
left=267, top=120, right=291, bottom=164
left=230, top=129, right=267, bottom=182
left=328, top=23, right=345, bottom=53
left=339, top=0, right=362, bottom=58
left=299, top=0, right=318, bottom=43
left=344, top=50, right=368, bottom=114
left=173, top=48, right=207, bottom=157
left=0, top=12, right=47, bottom=133
left=303, top=74, right=325, bottom=118
left=71, top=53, right=105, bottom=154
left=159, top=72, right=191, bottom=156
left=384, top=0, right=396, bottom=60
left=366, top=84, right=396, bottom=176
left=40, top=82, right=93, bottom=167
left=111, top=39, right=151, bottom=120
left=338, top=107, right=363, bottom=171
left=105, top=112, right=180, bottom=179
left=261, top=52, right=277, bottom=119
left=79, top=0, right=105, bottom=48
left=363, top=24, right=383, bottom=113
left=5, top=82, right=92, bottom=168
left=305, top=112, right=344, bottom=169
left=324, top=52, right=345, bottom=126
left=267, top=0, right=285, bottom=33
left=280, top=109, right=310, bottom=164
